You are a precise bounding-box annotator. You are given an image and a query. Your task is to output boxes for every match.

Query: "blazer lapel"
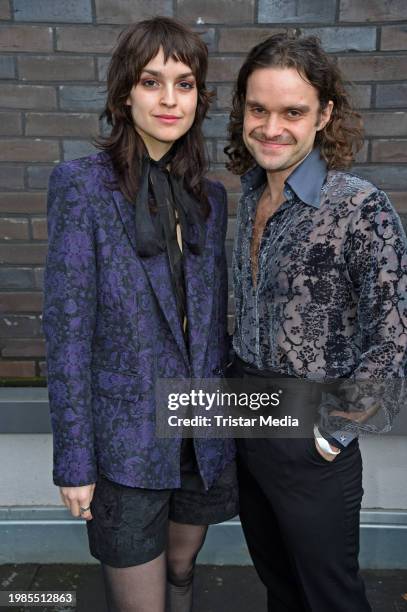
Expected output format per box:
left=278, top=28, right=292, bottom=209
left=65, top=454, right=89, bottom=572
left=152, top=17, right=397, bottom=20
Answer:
left=112, top=189, right=190, bottom=368
left=184, top=241, right=215, bottom=379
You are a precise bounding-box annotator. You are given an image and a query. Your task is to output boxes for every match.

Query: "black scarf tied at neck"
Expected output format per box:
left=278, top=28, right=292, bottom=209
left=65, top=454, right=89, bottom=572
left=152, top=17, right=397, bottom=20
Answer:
left=134, top=146, right=206, bottom=333
left=134, top=147, right=206, bottom=257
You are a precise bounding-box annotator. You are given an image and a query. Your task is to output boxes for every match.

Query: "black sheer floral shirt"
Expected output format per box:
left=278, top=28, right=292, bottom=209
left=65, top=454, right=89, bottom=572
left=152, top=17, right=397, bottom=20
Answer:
left=232, top=147, right=407, bottom=446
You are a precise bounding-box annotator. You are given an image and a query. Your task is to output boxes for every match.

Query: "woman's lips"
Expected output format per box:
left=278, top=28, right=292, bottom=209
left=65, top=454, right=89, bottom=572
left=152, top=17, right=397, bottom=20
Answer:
left=154, top=115, right=181, bottom=124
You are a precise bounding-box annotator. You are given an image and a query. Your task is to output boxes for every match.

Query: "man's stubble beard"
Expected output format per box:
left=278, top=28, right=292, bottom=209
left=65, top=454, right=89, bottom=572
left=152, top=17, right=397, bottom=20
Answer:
left=244, top=140, right=300, bottom=173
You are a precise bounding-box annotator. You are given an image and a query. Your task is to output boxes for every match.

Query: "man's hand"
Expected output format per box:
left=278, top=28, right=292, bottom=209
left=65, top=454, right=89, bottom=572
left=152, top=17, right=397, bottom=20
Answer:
left=60, top=484, right=96, bottom=521
left=329, top=403, right=380, bottom=424
left=314, top=438, right=340, bottom=462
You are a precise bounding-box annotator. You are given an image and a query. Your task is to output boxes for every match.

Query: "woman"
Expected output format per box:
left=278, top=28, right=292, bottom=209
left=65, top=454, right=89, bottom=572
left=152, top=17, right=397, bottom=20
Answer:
left=43, top=17, right=237, bottom=612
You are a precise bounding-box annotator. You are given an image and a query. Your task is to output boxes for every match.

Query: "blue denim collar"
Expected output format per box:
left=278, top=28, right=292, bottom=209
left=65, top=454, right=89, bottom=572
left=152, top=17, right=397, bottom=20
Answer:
left=240, top=146, right=328, bottom=208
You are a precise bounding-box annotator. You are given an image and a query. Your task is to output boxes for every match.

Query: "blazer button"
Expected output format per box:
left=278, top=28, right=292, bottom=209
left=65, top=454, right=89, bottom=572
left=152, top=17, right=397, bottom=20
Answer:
left=212, top=367, right=223, bottom=376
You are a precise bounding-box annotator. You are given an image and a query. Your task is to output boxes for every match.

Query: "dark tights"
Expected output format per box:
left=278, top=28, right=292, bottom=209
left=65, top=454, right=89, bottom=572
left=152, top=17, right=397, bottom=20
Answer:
left=102, top=521, right=208, bottom=612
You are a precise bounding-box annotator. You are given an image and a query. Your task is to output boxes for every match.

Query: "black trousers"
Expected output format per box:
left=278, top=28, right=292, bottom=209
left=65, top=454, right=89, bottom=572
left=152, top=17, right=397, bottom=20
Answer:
left=237, top=436, right=372, bottom=612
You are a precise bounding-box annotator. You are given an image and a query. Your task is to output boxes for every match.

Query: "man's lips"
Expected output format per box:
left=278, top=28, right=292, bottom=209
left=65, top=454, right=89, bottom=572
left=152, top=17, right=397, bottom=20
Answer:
left=251, top=133, right=294, bottom=148
left=253, top=138, right=294, bottom=148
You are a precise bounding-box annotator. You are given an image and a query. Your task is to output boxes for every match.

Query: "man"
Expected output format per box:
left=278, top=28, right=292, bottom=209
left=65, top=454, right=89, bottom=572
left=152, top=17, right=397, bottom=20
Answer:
left=226, top=33, right=407, bottom=612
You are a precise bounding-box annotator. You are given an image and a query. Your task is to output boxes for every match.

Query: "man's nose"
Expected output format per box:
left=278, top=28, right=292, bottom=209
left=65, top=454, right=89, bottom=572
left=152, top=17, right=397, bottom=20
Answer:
left=262, top=114, right=284, bottom=138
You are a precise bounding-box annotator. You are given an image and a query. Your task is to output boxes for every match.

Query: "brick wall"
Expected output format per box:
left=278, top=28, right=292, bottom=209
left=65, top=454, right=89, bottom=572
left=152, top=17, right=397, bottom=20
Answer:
left=0, top=0, right=406, bottom=378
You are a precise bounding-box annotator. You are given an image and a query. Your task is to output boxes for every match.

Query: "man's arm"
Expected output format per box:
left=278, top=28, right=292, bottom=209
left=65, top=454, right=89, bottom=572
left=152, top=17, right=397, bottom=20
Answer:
left=318, top=188, right=407, bottom=443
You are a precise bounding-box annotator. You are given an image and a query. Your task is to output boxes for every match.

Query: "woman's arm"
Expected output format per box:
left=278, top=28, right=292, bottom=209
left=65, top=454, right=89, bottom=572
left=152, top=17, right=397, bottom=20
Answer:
left=43, top=163, right=98, bottom=491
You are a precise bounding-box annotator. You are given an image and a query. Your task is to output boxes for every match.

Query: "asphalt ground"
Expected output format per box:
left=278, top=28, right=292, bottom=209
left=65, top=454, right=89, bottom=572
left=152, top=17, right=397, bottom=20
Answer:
left=1, top=564, right=407, bottom=611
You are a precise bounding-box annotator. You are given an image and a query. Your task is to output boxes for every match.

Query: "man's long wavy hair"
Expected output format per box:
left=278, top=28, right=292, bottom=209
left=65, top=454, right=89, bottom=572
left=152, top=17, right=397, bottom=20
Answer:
left=225, top=32, right=364, bottom=175
left=96, top=17, right=212, bottom=213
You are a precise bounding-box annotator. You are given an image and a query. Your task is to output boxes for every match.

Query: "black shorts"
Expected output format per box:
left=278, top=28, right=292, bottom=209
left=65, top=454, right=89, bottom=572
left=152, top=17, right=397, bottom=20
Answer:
left=86, top=459, right=238, bottom=568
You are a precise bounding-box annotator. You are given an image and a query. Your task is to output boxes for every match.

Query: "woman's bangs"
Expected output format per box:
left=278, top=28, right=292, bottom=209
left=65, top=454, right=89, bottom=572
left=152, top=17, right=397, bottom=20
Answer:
left=161, top=36, right=202, bottom=81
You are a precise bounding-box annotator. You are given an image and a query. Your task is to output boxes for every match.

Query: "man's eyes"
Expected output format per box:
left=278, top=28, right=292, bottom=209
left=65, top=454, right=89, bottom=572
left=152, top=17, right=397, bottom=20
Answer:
left=287, top=110, right=302, bottom=118
left=248, top=108, right=303, bottom=118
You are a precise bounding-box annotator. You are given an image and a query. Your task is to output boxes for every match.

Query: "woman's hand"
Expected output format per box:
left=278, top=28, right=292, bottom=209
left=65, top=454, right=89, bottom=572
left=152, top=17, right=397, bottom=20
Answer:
left=60, top=484, right=96, bottom=521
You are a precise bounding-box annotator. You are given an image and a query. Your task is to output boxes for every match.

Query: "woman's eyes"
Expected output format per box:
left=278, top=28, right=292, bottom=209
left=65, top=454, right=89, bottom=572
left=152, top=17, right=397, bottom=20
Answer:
left=141, top=79, right=159, bottom=88
left=140, top=79, right=195, bottom=90
left=178, top=81, right=195, bottom=90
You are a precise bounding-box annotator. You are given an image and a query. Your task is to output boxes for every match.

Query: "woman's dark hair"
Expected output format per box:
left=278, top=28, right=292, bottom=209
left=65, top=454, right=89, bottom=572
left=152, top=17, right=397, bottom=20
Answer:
left=95, top=17, right=213, bottom=211
left=225, top=31, right=364, bottom=174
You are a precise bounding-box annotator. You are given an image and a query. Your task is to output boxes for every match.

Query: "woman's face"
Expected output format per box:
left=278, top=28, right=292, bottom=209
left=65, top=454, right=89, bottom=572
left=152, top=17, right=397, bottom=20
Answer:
left=126, top=47, right=198, bottom=160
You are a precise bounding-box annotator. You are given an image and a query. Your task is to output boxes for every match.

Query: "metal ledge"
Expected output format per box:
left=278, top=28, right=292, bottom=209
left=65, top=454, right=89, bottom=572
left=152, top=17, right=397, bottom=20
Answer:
left=0, top=388, right=51, bottom=433
left=0, top=508, right=406, bottom=568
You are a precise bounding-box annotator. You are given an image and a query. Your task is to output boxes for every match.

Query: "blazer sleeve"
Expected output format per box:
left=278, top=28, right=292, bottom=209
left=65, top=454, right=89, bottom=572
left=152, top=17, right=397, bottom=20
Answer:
left=42, top=164, right=98, bottom=486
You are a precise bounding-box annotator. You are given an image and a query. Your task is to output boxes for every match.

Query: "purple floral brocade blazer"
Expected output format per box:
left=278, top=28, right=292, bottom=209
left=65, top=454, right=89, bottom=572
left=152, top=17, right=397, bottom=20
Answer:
left=43, top=151, right=235, bottom=489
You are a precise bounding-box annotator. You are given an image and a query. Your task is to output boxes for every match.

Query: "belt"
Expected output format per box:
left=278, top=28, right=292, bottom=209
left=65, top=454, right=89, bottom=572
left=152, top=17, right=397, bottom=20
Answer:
left=232, top=355, right=297, bottom=379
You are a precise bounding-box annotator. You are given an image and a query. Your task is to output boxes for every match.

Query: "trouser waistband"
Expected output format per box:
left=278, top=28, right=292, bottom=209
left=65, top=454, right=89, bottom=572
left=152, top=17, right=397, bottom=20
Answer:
left=232, top=355, right=297, bottom=379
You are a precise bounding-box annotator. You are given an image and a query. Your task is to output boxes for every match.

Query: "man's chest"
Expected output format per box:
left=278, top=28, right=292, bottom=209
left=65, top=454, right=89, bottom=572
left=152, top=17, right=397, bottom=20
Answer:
left=239, top=196, right=349, bottom=290
left=250, top=196, right=273, bottom=278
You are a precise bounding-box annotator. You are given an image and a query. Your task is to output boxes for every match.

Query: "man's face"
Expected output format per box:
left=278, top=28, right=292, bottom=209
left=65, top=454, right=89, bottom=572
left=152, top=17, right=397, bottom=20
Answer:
left=243, top=66, right=333, bottom=174
left=126, top=47, right=198, bottom=160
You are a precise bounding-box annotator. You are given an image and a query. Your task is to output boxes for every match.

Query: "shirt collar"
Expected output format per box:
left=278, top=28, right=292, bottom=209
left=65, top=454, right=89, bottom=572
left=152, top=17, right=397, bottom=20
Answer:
left=240, top=146, right=328, bottom=209
left=240, top=164, right=267, bottom=195
left=285, top=147, right=327, bottom=208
